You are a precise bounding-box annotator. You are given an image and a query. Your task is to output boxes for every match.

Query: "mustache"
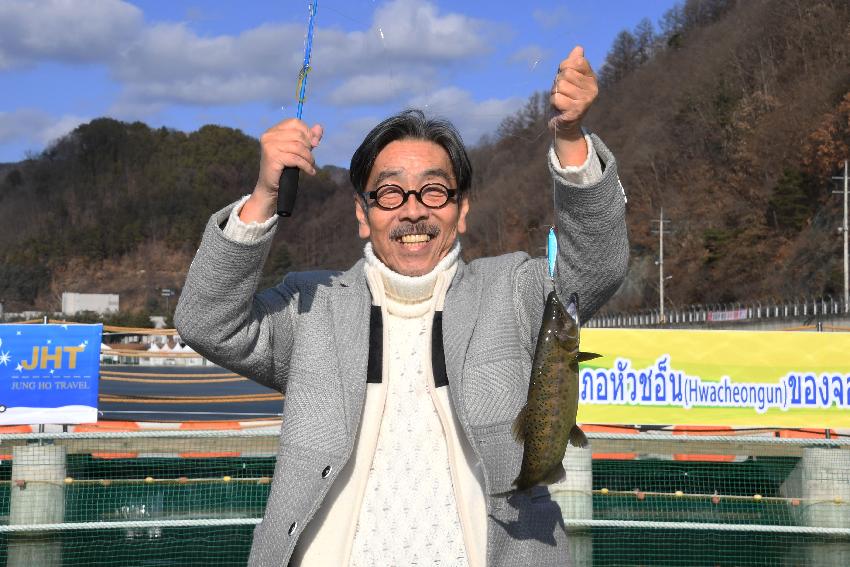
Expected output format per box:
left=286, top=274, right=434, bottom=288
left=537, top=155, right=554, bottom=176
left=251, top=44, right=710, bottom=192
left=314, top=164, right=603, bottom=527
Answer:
left=389, top=222, right=441, bottom=240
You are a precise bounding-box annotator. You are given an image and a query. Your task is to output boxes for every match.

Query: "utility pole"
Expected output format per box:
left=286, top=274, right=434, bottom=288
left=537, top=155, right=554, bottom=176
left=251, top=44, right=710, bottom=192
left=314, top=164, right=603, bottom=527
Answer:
left=832, top=160, right=849, bottom=313
left=651, top=208, right=672, bottom=323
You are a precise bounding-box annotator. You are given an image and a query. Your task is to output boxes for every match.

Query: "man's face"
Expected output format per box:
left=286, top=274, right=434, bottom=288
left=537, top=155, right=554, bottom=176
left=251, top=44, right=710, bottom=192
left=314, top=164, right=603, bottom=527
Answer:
left=355, top=138, right=470, bottom=277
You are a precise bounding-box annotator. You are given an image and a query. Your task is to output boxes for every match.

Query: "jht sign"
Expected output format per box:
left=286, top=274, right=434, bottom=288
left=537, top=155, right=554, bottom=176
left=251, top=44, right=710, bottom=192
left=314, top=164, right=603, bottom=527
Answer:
left=0, top=324, right=101, bottom=424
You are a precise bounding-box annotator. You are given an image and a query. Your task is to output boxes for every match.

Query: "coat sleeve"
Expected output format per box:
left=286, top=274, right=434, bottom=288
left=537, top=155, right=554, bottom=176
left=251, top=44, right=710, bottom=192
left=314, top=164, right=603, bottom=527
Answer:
left=551, top=133, right=629, bottom=323
left=512, top=134, right=629, bottom=344
left=174, top=201, right=296, bottom=394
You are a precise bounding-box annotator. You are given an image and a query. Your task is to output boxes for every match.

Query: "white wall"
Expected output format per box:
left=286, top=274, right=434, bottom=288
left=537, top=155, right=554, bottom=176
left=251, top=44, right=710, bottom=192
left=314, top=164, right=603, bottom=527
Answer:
left=61, top=292, right=119, bottom=315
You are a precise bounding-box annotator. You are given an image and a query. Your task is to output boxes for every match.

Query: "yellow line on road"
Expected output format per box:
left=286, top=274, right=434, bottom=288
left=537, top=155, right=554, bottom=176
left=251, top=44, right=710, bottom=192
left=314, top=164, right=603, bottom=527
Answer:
left=101, top=370, right=240, bottom=378
left=100, top=394, right=283, bottom=404
left=101, top=376, right=247, bottom=384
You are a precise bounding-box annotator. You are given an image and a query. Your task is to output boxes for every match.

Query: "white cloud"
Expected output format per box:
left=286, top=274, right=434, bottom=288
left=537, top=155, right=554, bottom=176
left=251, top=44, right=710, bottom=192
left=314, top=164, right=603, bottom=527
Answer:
left=327, top=72, right=433, bottom=106
left=370, top=0, right=491, bottom=61
left=0, top=0, right=142, bottom=70
left=107, top=0, right=493, bottom=109
left=0, top=109, right=87, bottom=147
left=407, top=87, right=525, bottom=145
left=0, top=0, right=512, bottom=160
left=1, top=0, right=497, bottom=112
left=40, top=114, right=89, bottom=146
left=110, top=21, right=304, bottom=108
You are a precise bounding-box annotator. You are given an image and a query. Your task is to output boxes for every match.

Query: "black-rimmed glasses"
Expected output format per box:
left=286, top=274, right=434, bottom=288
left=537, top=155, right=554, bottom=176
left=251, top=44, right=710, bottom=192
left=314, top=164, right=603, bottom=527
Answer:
left=362, top=183, right=457, bottom=211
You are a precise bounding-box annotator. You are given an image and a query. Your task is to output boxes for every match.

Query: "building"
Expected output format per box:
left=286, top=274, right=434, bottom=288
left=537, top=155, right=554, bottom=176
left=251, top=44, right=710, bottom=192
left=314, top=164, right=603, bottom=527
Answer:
left=61, top=292, right=119, bottom=315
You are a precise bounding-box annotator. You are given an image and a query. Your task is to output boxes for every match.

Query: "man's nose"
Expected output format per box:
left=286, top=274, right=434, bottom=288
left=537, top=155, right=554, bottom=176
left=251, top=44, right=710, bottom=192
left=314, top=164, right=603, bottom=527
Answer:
left=398, top=192, right=429, bottom=222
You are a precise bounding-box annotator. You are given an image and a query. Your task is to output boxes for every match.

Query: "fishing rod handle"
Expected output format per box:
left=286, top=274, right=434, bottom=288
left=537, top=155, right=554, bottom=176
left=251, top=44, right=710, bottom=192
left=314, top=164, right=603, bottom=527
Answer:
left=276, top=166, right=300, bottom=217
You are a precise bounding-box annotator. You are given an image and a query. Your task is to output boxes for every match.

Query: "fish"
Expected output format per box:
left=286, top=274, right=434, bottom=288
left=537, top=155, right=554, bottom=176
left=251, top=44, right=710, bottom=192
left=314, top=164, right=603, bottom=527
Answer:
left=511, top=290, right=600, bottom=491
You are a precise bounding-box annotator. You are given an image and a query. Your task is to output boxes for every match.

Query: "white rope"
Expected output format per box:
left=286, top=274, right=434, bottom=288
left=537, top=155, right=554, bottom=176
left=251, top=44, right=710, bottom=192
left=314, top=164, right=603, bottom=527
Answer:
left=584, top=433, right=850, bottom=446
left=1, top=517, right=848, bottom=536
left=1, top=430, right=846, bottom=445
left=0, top=518, right=260, bottom=533
left=0, top=429, right=280, bottom=441
left=563, top=519, right=850, bottom=536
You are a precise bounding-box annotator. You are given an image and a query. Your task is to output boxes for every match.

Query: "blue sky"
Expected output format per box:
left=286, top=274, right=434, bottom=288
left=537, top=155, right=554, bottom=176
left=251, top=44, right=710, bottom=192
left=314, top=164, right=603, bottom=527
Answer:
left=0, top=0, right=679, bottom=167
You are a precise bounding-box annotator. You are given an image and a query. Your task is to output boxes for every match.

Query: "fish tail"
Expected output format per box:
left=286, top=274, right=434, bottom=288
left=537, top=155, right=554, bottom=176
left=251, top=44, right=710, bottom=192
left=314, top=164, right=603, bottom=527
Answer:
left=569, top=425, right=589, bottom=448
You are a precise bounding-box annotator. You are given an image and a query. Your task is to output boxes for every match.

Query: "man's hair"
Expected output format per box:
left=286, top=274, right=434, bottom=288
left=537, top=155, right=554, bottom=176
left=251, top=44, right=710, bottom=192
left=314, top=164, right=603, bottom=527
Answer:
left=349, top=108, right=472, bottom=200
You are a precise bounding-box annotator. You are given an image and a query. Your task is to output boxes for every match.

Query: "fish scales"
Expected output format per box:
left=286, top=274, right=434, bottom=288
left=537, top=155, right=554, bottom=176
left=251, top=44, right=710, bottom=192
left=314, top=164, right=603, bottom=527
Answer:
left=512, top=290, right=592, bottom=491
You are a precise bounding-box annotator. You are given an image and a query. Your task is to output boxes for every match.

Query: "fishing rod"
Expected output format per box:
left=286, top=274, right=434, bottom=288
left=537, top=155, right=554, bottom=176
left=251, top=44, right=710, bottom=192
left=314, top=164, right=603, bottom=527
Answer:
left=277, top=0, right=318, bottom=217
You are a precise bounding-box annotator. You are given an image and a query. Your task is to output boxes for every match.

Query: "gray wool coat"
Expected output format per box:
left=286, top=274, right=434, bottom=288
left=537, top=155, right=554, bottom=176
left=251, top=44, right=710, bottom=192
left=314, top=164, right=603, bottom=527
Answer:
left=175, top=134, right=629, bottom=567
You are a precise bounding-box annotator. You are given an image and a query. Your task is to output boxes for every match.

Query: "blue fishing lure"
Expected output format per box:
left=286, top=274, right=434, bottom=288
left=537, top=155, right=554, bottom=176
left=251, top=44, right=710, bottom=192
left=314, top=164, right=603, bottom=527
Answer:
left=547, top=226, right=557, bottom=279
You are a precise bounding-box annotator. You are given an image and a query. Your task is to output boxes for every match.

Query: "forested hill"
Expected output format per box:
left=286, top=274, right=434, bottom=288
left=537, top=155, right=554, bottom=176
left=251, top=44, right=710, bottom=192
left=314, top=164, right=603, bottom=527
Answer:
left=1, top=0, right=849, bottom=317
left=0, top=121, right=361, bottom=314
left=463, top=0, right=850, bottom=311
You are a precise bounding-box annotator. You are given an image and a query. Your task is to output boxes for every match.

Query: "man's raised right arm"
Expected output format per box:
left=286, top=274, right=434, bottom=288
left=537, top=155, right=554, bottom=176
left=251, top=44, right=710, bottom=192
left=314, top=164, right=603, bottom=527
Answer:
left=174, top=119, right=323, bottom=393
left=174, top=199, right=295, bottom=393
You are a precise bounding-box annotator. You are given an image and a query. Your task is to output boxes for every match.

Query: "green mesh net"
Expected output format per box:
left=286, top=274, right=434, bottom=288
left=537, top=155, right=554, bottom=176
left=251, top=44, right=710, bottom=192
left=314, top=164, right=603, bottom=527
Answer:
left=0, top=430, right=848, bottom=566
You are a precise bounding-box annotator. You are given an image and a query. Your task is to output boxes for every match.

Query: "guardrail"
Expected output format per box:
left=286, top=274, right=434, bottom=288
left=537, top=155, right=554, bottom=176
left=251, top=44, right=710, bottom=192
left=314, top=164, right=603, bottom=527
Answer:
left=588, top=296, right=849, bottom=328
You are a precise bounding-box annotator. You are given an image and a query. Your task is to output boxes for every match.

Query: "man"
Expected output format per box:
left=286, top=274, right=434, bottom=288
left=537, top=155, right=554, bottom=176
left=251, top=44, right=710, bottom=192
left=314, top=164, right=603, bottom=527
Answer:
left=175, top=46, right=628, bottom=566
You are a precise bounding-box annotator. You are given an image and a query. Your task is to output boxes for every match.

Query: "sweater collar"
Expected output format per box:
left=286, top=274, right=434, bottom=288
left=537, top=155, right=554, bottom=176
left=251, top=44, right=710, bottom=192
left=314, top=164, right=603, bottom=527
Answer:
left=364, top=241, right=460, bottom=316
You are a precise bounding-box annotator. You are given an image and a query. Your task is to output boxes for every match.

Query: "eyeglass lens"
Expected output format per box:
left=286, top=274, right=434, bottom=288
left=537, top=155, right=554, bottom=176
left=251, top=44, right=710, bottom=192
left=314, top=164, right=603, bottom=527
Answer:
left=374, top=185, right=451, bottom=209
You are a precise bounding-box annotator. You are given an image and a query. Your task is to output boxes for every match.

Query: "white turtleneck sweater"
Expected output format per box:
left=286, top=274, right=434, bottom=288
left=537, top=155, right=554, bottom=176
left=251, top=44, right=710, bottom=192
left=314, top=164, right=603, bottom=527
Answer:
left=351, top=243, right=468, bottom=566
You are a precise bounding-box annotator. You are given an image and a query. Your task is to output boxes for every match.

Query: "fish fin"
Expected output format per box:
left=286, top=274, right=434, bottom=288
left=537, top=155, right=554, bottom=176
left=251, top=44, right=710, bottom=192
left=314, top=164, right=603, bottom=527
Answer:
left=542, top=463, right=567, bottom=485
left=512, top=405, right=530, bottom=443
left=569, top=425, right=589, bottom=448
left=566, top=293, right=579, bottom=324
left=577, top=351, right=602, bottom=363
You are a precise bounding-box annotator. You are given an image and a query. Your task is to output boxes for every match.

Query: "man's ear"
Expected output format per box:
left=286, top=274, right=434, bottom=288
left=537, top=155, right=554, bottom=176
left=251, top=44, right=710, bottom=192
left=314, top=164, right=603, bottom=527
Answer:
left=457, top=196, right=470, bottom=234
left=354, top=195, right=370, bottom=239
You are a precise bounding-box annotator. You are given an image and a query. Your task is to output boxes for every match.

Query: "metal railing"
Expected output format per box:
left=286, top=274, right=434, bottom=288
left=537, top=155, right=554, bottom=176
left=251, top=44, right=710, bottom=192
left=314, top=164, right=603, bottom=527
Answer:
left=588, top=296, right=849, bottom=328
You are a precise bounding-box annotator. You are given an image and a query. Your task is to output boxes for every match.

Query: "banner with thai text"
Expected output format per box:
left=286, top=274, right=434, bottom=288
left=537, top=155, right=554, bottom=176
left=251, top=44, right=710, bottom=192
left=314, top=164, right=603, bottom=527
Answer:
left=0, top=324, right=101, bottom=425
left=578, top=329, right=850, bottom=428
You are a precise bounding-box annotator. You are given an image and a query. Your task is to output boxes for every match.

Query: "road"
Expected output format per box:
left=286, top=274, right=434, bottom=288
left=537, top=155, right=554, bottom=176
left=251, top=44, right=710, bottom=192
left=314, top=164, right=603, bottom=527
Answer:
left=98, top=364, right=283, bottom=422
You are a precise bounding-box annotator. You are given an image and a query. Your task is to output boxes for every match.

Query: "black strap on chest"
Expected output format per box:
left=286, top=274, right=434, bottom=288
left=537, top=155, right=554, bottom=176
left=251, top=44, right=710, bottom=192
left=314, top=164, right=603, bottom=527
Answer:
left=366, top=306, right=383, bottom=384
left=431, top=312, right=449, bottom=388
left=365, top=306, right=449, bottom=388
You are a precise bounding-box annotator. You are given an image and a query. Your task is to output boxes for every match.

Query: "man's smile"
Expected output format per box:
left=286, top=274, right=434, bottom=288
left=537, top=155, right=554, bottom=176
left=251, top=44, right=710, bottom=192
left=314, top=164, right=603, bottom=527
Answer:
left=399, top=234, right=431, bottom=244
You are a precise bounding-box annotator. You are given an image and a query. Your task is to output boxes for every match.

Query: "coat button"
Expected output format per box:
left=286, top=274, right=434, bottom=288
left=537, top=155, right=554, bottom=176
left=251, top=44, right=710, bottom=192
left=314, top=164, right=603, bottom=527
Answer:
left=321, top=466, right=332, bottom=478
left=288, top=522, right=298, bottom=536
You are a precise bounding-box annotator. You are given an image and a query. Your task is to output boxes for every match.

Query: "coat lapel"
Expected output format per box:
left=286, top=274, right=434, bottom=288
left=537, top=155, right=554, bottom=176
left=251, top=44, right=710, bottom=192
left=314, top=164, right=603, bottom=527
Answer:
left=329, top=259, right=372, bottom=434
left=441, top=259, right=480, bottom=391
